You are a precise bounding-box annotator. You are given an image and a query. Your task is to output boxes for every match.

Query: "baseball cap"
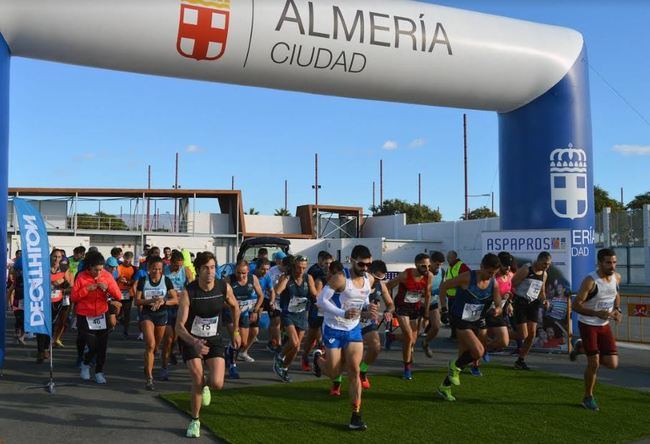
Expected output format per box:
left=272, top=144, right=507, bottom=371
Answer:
left=272, top=251, right=287, bottom=261
left=106, top=257, right=119, bottom=267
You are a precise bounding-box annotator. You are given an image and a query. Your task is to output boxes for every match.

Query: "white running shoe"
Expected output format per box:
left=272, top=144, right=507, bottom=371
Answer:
left=137, top=333, right=144, bottom=341
left=238, top=352, right=255, bottom=363
left=80, top=363, right=91, bottom=381
left=95, top=372, right=107, bottom=384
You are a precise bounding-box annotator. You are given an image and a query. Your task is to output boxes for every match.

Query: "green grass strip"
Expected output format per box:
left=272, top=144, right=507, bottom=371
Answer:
left=161, top=366, right=650, bottom=444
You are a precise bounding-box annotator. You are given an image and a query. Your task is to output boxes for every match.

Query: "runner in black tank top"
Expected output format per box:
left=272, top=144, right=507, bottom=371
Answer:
left=175, top=252, right=241, bottom=439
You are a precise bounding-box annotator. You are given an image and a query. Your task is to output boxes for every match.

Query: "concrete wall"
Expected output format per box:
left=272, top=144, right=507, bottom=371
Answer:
left=192, top=212, right=233, bottom=235
left=146, top=235, right=236, bottom=265
left=9, top=234, right=90, bottom=257
left=362, top=214, right=500, bottom=269
left=244, top=215, right=301, bottom=234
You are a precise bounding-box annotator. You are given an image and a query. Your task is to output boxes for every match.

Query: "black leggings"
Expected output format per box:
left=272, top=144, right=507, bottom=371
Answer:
left=77, top=314, right=109, bottom=373
left=14, top=309, right=24, bottom=334
left=37, top=302, right=63, bottom=354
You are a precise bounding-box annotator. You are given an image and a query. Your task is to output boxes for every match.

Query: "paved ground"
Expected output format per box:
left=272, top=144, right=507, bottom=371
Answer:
left=1, top=313, right=649, bottom=444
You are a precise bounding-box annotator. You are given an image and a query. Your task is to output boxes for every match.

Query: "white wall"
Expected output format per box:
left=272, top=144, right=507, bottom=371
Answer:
left=10, top=234, right=90, bottom=257
left=192, top=212, right=233, bottom=235
left=244, top=215, right=301, bottom=234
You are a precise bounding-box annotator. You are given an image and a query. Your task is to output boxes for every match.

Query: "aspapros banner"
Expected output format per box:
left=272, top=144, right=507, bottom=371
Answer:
left=14, top=198, right=52, bottom=336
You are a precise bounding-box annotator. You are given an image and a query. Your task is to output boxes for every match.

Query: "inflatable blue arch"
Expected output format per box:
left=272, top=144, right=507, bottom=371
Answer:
left=0, top=0, right=594, bottom=366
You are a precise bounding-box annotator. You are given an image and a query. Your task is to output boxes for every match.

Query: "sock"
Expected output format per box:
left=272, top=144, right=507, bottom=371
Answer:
left=333, top=375, right=343, bottom=388
left=352, top=401, right=361, bottom=413
left=192, top=416, right=199, bottom=421
left=454, top=351, right=474, bottom=369
left=360, top=362, right=369, bottom=373
left=404, top=361, right=412, bottom=370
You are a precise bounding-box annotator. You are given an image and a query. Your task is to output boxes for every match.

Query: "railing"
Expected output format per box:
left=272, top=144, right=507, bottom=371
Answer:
left=615, top=294, right=649, bottom=344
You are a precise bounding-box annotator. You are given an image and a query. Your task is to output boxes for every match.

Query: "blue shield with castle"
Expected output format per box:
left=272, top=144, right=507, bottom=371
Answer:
left=549, top=144, right=588, bottom=220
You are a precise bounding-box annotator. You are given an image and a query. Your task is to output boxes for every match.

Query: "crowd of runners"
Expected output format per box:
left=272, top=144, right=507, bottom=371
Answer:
left=5, top=243, right=622, bottom=437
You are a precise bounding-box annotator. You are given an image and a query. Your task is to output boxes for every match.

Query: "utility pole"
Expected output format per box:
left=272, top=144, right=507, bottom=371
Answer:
left=620, top=187, right=624, bottom=207
left=418, top=173, right=422, bottom=206
left=284, top=180, right=288, bottom=211
left=146, top=165, right=151, bottom=231
left=312, top=154, right=321, bottom=238
left=372, top=181, right=376, bottom=209
left=463, top=113, right=469, bottom=220
left=379, top=159, right=384, bottom=209
left=173, top=152, right=179, bottom=232
left=231, top=176, right=235, bottom=190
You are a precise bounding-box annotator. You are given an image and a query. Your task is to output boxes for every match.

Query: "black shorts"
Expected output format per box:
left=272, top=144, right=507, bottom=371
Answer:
left=141, top=309, right=168, bottom=326
left=396, top=304, right=421, bottom=321
left=281, top=312, right=308, bottom=332
left=262, top=299, right=281, bottom=318
left=450, top=314, right=486, bottom=334
left=180, top=337, right=225, bottom=362
left=361, top=323, right=378, bottom=336
left=486, top=312, right=509, bottom=328
left=308, top=314, right=324, bottom=329
left=512, top=297, right=541, bottom=325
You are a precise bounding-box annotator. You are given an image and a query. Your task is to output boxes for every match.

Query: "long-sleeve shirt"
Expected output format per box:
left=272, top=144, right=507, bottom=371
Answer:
left=71, top=269, right=122, bottom=317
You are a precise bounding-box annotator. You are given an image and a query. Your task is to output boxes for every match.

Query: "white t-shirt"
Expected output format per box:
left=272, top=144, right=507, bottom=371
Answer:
left=319, top=274, right=371, bottom=331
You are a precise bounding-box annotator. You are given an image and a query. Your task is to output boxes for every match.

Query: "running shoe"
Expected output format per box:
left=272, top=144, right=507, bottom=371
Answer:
left=16, top=336, right=26, bottom=346
left=447, top=360, right=461, bottom=386
left=280, top=369, right=291, bottom=383
left=436, top=384, right=456, bottom=402
left=330, top=384, right=341, bottom=397
left=570, top=340, right=582, bottom=362
left=273, top=353, right=285, bottom=380
left=54, top=339, right=64, bottom=348
left=360, top=374, right=371, bottom=390
left=228, top=365, right=240, bottom=380
left=514, top=359, right=531, bottom=371
left=422, top=341, right=433, bottom=358
left=582, top=396, right=600, bottom=412
left=80, top=363, right=91, bottom=381
left=159, top=368, right=169, bottom=381
left=312, top=350, right=323, bottom=377
left=403, top=368, right=413, bottom=380
left=301, top=355, right=311, bottom=372
left=482, top=352, right=491, bottom=363
left=186, top=419, right=201, bottom=438
left=470, top=365, right=482, bottom=377
left=239, top=351, right=255, bottom=363
left=266, top=342, right=277, bottom=354
left=95, top=373, right=107, bottom=384
left=137, top=333, right=144, bottom=341
left=201, top=386, right=211, bottom=407
left=145, top=378, right=155, bottom=391
left=349, top=412, right=368, bottom=431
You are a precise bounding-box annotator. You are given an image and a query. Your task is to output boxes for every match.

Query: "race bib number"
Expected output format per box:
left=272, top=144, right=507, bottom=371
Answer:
left=121, top=290, right=131, bottom=301
left=596, top=300, right=614, bottom=311
left=144, top=289, right=165, bottom=300
left=526, top=280, right=543, bottom=301
left=238, top=299, right=256, bottom=312
left=461, top=303, right=484, bottom=322
left=87, top=314, right=107, bottom=330
left=191, top=315, right=219, bottom=338
left=288, top=297, right=308, bottom=313
left=62, top=295, right=71, bottom=307
left=51, top=289, right=62, bottom=302
left=405, top=291, right=422, bottom=304
left=430, top=294, right=440, bottom=306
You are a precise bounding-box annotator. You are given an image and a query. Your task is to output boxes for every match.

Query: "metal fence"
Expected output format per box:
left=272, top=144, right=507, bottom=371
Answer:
left=614, top=294, right=649, bottom=344
left=596, top=208, right=645, bottom=247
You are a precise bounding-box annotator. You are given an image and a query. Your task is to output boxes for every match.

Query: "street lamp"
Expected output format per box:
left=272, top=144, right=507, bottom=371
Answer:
left=468, top=192, right=494, bottom=213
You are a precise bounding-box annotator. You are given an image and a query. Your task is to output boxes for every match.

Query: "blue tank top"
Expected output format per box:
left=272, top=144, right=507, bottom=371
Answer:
left=165, top=265, right=187, bottom=292
left=229, top=274, right=257, bottom=313
left=451, top=271, right=495, bottom=322
left=281, top=273, right=310, bottom=315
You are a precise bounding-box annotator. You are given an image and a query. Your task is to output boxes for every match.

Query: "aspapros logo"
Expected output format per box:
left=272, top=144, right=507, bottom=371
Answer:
left=177, top=0, right=231, bottom=61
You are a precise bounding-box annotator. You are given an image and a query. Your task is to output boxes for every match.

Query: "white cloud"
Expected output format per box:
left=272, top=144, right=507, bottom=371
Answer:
left=612, top=144, right=650, bottom=155
left=382, top=140, right=398, bottom=150
left=409, top=138, right=426, bottom=148
left=186, top=144, right=205, bottom=153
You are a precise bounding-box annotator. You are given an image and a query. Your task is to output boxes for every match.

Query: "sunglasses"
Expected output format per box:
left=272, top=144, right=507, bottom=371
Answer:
left=352, top=259, right=372, bottom=268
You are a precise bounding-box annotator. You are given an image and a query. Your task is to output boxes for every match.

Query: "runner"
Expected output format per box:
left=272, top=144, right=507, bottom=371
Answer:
left=104, top=256, right=122, bottom=329
left=512, top=252, right=551, bottom=370
left=572, top=248, right=621, bottom=411
left=7, top=260, right=25, bottom=345
left=445, top=251, right=470, bottom=339
left=67, top=246, right=86, bottom=277
left=71, top=250, right=123, bottom=384
left=175, top=251, right=241, bottom=438
left=135, top=255, right=179, bottom=390
left=302, top=250, right=333, bottom=372
left=162, top=250, right=195, bottom=378
left=437, top=253, right=502, bottom=401
left=313, top=246, right=376, bottom=431
left=162, top=247, right=172, bottom=266
left=256, top=258, right=281, bottom=353
left=422, top=251, right=445, bottom=358
left=52, top=249, right=75, bottom=348
left=116, top=252, right=137, bottom=338
left=387, top=253, right=433, bottom=380
left=359, top=259, right=394, bottom=390
left=273, top=255, right=318, bottom=382
left=224, top=260, right=264, bottom=378
left=249, top=247, right=268, bottom=272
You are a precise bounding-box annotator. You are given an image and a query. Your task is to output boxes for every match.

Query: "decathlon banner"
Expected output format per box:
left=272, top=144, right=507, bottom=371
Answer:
left=14, top=198, right=52, bottom=336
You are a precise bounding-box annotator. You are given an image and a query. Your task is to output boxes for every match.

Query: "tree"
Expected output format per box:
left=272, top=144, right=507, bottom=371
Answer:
left=626, top=191, right=650, bottom=210
left=274, top=208, right=292, bottom=216
left=594, top=185, right=624, bottom=212
left=461, top=206, right=497, bottom=220
left=370, top=199, right=442, bottom=224
left=247, top=208, right=259, bottom=215
left=73, top=212, right=128, bottom=230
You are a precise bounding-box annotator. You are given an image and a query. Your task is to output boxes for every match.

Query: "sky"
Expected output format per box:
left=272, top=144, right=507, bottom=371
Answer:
left=7, top=0, right=650, bottom=220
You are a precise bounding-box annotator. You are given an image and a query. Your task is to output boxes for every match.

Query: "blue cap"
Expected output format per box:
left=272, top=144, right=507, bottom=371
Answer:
left=106, top=257, right=119, bottom=267
left=272, top=251, right=287, bottom=261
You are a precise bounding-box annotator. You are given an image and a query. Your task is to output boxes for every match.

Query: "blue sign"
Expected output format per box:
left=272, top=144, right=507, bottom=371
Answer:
left=0, top=33, right=9, bottom=368
left=14, top=198, right=52, bottom=336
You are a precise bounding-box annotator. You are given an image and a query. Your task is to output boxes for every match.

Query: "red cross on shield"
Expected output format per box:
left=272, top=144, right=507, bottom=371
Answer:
left=177, top=4, right=229, bottom=61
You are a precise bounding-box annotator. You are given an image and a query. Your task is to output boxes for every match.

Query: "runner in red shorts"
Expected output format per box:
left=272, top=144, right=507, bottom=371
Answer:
left=573, top=248, right=622, bottom=411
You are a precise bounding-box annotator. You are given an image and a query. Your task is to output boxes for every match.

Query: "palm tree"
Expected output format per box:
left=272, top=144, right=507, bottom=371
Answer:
left=274, top=208, right=292, bottom=216
left=247, top=208, right=259, bottom=215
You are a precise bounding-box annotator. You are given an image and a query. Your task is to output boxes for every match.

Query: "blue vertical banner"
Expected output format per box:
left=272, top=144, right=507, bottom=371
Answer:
left=499, top=45, right=595, bottom=291
left=14, top=198, right=52, bottom=336
left=0, top=34, right=10, bottom=368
